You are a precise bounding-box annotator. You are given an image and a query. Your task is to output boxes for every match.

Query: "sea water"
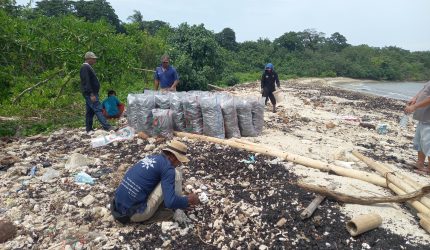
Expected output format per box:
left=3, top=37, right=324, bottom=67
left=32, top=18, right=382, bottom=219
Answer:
left=334, top=81, right=426, bottom=101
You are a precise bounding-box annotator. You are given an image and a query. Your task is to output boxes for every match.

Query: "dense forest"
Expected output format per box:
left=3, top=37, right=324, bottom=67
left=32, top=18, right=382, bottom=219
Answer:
left=1, top=0, right=430, bottom=136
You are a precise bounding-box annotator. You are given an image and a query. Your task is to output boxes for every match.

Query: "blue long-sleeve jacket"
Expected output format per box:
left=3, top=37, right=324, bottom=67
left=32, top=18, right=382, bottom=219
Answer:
left=114, top=154, right=188, bottom=216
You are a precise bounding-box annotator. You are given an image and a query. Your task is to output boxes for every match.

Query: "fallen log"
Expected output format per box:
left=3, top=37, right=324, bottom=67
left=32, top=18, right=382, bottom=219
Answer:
left=352, top=151, right=430, bottom=210
left=175, top=132, right=387, bottom=187
left=298, top=182, right=430, bottom=205
left=418, top=213, right=430, bottom=224
left=130, top=67, right=155, bottom=73
left=13, top=68, right=64, bottom=104
left=207, top=84, right=226, bottom=91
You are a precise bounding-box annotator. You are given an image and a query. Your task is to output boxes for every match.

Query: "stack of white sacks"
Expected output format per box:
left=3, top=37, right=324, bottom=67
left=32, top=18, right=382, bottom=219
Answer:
left=127, top=90, right=265, bottom=139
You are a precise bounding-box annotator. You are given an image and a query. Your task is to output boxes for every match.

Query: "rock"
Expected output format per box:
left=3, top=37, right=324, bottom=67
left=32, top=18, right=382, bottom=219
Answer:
left=144, top=144, right=155, bottom=151
left=240, top=181, right=250, bottom=188
left=65, top=153, right=97, bottom=170
left=326, top=122, right=336, bottom=129
left=0, top=219, right=17, bottom=243
left=138, top=131, right=149, bottom=140
left=173, top=209, right=190, bottom=224
left=162, top=240, right=171, bottom=247
left=214, top=219, right=223, bottom=230
left=81, top=194, right=96, bottom=207
left=276, top=218, right=287, bottom=227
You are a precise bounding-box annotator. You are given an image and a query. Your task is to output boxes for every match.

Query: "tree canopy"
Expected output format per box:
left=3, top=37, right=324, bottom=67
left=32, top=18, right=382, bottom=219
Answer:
left=1, top=0, right=430, bottom=136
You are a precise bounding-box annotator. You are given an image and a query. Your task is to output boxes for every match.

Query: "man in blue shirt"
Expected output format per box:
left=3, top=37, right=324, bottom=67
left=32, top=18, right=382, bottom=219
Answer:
left=111, top=140, right=200, bottom=223
left=154, top=54, right=179, bottom=91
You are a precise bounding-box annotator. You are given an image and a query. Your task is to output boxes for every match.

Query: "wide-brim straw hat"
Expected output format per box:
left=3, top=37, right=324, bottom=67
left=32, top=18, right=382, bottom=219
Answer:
left=162, top=140, right=190, bottom=163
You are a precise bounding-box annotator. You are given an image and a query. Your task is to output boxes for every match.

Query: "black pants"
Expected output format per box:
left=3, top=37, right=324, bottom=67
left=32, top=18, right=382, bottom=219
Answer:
left=263, top=91, right=276, bottom=106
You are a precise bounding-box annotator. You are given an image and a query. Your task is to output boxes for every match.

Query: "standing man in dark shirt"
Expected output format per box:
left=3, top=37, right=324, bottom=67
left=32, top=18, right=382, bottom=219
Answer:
left=111, top=140, right=200, bottom=223
left=261, top=63, right=280, bottom=113
left=154, top=54, right=179, bottom=91
left=80, top=51, right=115, bottom=134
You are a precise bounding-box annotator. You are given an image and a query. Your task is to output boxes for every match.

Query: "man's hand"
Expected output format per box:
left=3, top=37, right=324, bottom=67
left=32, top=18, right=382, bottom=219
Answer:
left=90, top=94, right=96, bottom=103
left=405, top=104, right=416, bottom=114
left=407, top=96, right=417, bottom=105
left=187, top=193, right=200, bottom=206
left=261, top=89, right=264, bottom=94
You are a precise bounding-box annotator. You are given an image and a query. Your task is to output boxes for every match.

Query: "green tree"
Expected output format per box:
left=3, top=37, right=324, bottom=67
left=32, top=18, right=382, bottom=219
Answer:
left=74, top=0, right=122, bottom=32
left=301, top=29, right=326, bottom=52
left=35, top=0, right=73, bottom=17
left=215, top=27, right=238, bottom=51
left=127, top=10, right=144, bottom=30
left=326, top=32, right=349, bottom=52
left=273, top=31, right=304, bottom=52
left=168, top=23, right=224, bottom=90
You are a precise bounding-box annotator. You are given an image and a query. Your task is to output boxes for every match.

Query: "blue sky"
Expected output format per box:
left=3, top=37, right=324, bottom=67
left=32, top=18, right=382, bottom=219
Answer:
left=16, top=0, right=430, bottom=51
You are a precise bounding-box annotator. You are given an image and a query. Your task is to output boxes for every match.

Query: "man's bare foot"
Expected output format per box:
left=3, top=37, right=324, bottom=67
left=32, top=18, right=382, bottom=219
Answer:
left=414, top=167, right=430, bottom=175
left=415, top=162, right=425, bottom=169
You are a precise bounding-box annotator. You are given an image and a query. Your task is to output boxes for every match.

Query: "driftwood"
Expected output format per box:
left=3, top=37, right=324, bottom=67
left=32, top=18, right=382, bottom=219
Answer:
left=298, top=182, right=430, bottom=205
left=55, top=71, right=75, bottom=101
left=207, top=84, right=226, bottom=91
left=13, top=68, right=64, bottom=104
left=130, top=67, right=155, bottom=73
left=300, top=183, right=336, bottom=219
left=352, top=151, right=430, bottom=210
left=300, top=195, right=326, bottom=219
left=174, top=132, right=387, bottom=187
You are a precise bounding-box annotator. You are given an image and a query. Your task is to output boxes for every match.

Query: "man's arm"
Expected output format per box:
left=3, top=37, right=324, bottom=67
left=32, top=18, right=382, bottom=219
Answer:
left=275, top=72, right=280, bottom=88
left=160, top=169, right=188, bottom=209
left=153, top=69, right=160, bottom=90
left=170, top=79, right=179, bottom=90
left=405, top=96, right=430, bottom=113
left=170, top=68, right=179, bottom=90
left=154, top=79, right=160, bottom=91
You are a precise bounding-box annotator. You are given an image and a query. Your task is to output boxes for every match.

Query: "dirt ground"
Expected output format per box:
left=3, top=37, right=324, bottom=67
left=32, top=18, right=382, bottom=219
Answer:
left=1, top=77, right=429, bottom=249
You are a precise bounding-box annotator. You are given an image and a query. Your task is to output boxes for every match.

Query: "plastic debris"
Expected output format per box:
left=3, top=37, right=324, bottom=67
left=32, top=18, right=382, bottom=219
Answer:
left=239, top=155, right=256, bottom=164
left=29, top=166, right=37, bottom=177
left=74, top=172, right=95, bottom=185
left=91, top=126, right=135, bottom=148
left=376, top=124, right=389, bottom=135
left=399, top=115, right=409, bottom=128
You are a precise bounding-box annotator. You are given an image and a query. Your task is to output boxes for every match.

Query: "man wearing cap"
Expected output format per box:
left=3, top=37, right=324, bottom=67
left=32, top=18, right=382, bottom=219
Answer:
left=261, top=63, right=280, bottom=113
left=80, top=51, right=116, bottom=134
left=154, top=54, right=179, bottom=91
left=111, top=140, right=200, bottom=223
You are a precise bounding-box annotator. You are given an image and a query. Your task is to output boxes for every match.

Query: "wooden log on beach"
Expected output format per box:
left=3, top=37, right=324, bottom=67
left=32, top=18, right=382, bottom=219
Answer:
left=175, top=132, right=387, bottom=187
left=352, top=151, right=430, bottom=210
left=298, top=182, right=430, bottom=205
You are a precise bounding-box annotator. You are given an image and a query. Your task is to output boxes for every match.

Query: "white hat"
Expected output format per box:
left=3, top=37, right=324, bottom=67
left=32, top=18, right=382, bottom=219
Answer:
left=84, top=51, right=98, bottom=59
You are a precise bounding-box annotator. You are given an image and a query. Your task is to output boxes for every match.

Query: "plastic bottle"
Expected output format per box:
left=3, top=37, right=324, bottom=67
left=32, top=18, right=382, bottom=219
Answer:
left=399, top=114, right=409, bottom=128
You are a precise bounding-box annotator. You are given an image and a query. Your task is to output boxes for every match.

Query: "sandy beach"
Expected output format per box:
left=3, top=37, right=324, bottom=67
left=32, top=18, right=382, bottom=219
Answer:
left=1, top=77, right=429, bottom=249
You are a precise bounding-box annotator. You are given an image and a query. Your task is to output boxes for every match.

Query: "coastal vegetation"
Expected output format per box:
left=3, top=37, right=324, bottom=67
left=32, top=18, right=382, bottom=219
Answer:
left=1, top=0, right=430, bottom=136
